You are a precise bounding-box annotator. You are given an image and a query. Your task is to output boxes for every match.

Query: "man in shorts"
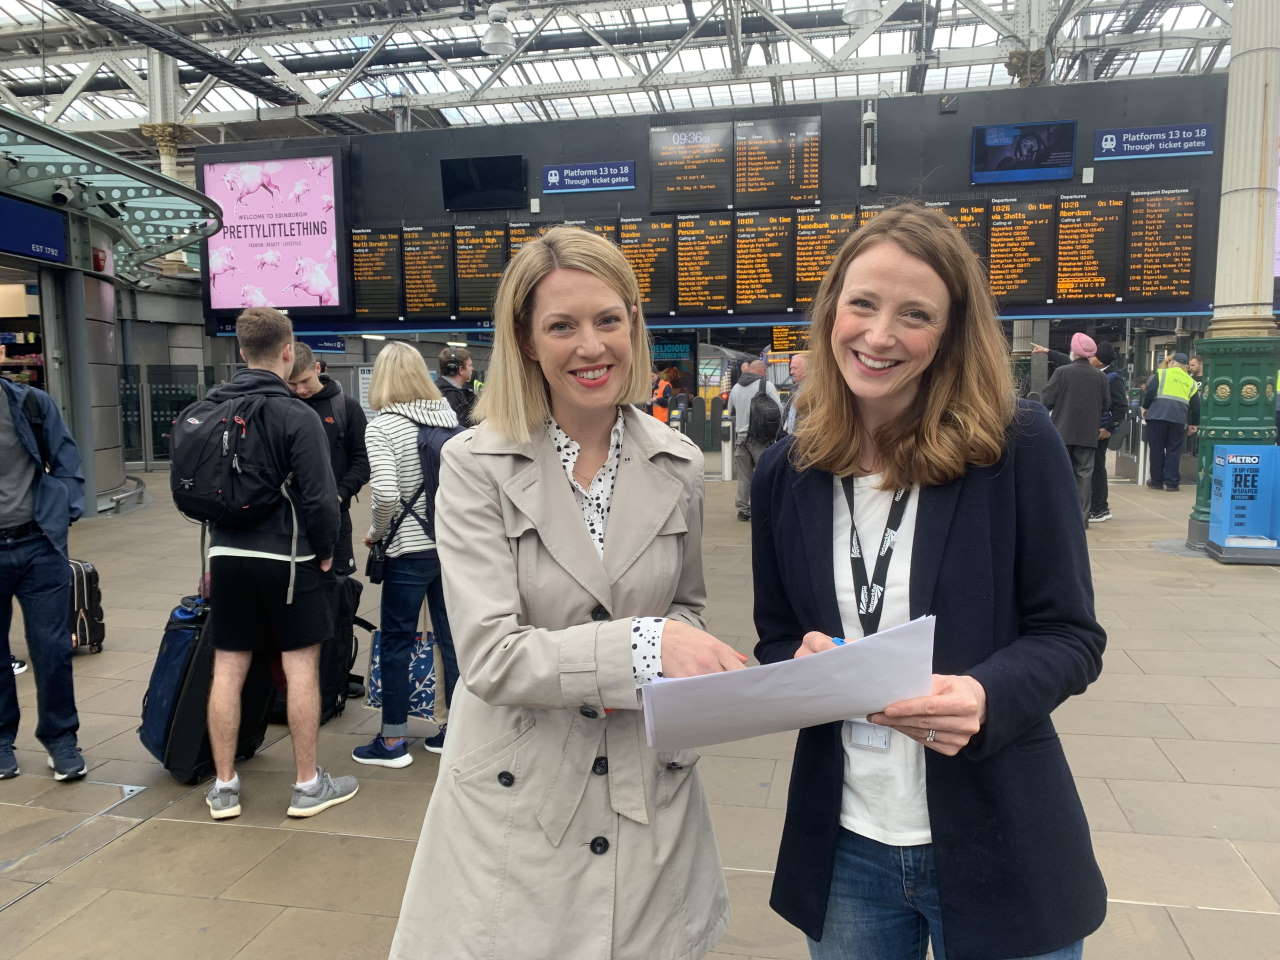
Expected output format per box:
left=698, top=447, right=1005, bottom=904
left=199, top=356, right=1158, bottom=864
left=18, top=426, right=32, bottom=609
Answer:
left=203, top=308, right=357, bottom=820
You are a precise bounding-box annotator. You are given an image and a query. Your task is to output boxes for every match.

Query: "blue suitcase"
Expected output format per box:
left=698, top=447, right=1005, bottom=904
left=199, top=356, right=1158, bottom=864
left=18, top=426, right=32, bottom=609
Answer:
left=139, top=595, right=271, bottom=784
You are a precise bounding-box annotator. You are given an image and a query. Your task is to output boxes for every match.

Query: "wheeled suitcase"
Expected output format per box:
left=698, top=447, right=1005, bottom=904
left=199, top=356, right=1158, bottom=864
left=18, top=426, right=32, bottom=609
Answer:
left=68, top=558, right=105, bottom=653
left=138, top=595, right=273, bottom=784
left=268, top=574, right=371, bottom=725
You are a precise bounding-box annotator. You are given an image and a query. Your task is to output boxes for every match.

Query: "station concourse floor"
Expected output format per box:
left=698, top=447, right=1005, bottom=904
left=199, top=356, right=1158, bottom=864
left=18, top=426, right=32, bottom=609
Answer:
left=3, top=470, right=1280, bottom=960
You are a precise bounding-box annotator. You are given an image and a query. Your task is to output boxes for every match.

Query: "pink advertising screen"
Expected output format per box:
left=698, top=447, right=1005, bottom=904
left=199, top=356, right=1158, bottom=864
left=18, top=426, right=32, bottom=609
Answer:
left=201, top=155, right=344, bottom=312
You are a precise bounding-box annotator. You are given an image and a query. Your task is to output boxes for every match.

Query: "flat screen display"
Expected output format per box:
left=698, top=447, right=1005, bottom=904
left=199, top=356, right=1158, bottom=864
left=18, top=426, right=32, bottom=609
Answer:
left=440, top=155, right=527, bottom=212
left=971, top=121, right=1076, bottom=185
left=402, top=225, right=454, bottom=320
left=200, top=153, right=344, bottom=312
left=350, top=227, right=402, bottom=318
left=1055, top=194, right=1126, bottom=302
left=650, top=122, right=733, bottom=212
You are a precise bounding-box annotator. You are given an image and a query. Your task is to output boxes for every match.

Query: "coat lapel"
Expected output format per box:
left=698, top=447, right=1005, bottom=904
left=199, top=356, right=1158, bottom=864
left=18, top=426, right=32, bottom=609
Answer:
left=501, top=440, right=614, bottom=611
left=792, top=466, right=843, bottom=637
left=910, top=478, right=962, bottom=621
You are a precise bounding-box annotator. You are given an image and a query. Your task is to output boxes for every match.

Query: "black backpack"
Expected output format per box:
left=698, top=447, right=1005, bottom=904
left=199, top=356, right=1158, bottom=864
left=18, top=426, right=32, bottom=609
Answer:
left=746, top=378, right=782, bottom=444
left=391, top=421, right=465, bottom=544
left=169, top=394, right=291, bottom=527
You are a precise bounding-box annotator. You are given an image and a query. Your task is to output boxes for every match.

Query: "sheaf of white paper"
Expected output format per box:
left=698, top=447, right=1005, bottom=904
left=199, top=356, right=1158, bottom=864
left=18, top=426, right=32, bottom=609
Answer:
left=641, top=616, right=936, bottom=751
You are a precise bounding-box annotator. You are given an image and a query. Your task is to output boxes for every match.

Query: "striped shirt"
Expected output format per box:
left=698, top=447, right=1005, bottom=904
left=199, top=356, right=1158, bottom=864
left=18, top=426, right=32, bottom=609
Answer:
left=366, top=399, right=459, bottom=558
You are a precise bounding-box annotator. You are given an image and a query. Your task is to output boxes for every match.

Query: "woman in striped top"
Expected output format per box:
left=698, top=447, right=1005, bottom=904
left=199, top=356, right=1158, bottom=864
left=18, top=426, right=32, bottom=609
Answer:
left=353, top=341, right=460, bottom=769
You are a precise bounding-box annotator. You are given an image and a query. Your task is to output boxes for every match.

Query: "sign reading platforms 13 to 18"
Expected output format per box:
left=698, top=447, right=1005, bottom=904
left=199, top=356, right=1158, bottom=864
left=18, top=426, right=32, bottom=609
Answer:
left=542, top=162, right=636, bottom=194
left=1093, top=124, right=1214, bottom=161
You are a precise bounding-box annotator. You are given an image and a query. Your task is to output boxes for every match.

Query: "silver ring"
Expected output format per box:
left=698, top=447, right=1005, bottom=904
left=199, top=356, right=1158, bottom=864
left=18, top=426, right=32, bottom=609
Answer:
left=926, top=729, right=937, bottom=743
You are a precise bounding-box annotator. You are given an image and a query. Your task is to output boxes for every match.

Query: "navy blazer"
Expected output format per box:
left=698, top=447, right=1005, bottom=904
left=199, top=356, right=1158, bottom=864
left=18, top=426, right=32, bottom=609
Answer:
left=751, top=400, right=1107, bottom=960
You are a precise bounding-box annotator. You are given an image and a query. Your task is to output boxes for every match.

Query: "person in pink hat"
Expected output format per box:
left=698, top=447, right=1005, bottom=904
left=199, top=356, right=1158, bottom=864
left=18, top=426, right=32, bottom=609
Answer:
left=1040, top=333, right=1110, bottom=521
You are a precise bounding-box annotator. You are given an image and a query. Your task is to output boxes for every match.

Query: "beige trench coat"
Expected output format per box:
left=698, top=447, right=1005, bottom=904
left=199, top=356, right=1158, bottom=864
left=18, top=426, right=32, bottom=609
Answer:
left=391, top=406, right=730, bottom=960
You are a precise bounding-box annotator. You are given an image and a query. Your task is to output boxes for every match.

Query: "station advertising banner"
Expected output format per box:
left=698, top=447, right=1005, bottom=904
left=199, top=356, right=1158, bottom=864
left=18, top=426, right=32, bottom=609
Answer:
left=0, top=195, right=68, bottom=264
left=541, top=161, right=637, bottom=194
left=198, top=148, right=348, bottom=316
left=1092, top=124, right=1214, bottom=161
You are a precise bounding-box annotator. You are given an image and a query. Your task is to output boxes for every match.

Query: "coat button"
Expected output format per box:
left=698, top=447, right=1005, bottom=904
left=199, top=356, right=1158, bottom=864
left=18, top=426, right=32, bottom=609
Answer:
left=497, top=770, right=515, bottom=787
left=591, top=605, right=609, bottom=621
left=592, top=756, right=608, bottom=776
left=590, top=836, right=610, bottom=855
left=579, top=706, right=599, bottom=719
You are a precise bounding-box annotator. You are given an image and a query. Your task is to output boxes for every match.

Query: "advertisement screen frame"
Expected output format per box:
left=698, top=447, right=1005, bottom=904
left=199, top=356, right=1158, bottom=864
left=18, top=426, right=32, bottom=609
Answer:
left=971, top=120, right=1077, bottom=186
left=197, top=142, right=349, bottom=326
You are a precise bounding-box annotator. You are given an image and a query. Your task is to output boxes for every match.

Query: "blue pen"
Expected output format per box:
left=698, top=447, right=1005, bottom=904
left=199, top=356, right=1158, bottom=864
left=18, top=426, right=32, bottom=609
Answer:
left=831, top=637, right=846, bottom=646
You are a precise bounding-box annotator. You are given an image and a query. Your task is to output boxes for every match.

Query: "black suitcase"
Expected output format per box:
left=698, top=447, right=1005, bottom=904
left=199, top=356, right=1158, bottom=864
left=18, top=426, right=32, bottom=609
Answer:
left=68, top=559, right=105, bottom=653
left=139, top=595, right=273, bottom=784
left=268, top=574, right=370, bottom=726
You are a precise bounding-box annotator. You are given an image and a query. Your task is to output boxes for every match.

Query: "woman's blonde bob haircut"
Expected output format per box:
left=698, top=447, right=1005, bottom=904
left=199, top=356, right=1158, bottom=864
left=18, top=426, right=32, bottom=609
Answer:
left=791, top=203, right=1015, bottom=488
left=474, top=225, right=653, bottom=443
left=368, top=339, right=443, bottom=410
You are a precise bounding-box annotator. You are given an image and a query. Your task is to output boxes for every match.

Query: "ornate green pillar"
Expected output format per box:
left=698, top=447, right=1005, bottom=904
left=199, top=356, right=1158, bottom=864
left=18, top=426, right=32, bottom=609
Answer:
left=1188, top=339, right=1280, bottom=545
left=1185, top=0, right=1280, bottom=552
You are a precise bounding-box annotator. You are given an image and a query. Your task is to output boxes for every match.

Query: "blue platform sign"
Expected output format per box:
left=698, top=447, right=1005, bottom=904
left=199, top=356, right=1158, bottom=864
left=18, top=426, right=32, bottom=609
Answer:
left=299, top=335, right=347, bottom=354
left=1209, top=446, right=1280, bottom=562
left=1093, top=124, right=1214, bottom=161
left=542, top=161, right=636, bottom=194
left=0, top=195, right=68, bottom=264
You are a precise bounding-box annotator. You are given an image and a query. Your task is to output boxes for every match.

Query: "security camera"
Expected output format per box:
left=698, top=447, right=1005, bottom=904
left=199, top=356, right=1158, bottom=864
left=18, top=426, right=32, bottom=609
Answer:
left=50, top=179, right=78, bottom=206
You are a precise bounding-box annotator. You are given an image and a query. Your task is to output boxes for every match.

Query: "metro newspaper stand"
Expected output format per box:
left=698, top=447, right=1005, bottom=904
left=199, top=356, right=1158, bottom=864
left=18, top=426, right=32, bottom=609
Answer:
left=1207, top=446, right=1280, bottom=564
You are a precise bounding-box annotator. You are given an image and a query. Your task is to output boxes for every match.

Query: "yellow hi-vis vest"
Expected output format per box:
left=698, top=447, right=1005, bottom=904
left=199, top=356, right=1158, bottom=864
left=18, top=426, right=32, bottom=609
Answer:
left=1148, top=366, right=1196, bottom=424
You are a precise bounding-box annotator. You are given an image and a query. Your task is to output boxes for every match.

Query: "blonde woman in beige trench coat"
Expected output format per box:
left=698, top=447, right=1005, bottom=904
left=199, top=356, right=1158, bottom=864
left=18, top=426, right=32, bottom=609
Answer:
left=391, top=226, right=743, bottom=960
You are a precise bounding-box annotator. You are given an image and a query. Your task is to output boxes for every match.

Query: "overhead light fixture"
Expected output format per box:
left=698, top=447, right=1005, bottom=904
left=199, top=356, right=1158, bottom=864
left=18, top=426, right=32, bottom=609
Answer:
left=361, top=334, right=387, bottom=341
left=446, top=341, right=467, bottom=347
left=481, top=3, right=516, bottom=56
left=841, top=0, right=880, bottom=27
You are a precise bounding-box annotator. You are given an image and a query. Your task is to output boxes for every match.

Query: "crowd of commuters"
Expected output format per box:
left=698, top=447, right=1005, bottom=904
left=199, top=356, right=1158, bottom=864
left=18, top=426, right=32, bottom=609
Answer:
left=28, top=204, right=1255, bottom=958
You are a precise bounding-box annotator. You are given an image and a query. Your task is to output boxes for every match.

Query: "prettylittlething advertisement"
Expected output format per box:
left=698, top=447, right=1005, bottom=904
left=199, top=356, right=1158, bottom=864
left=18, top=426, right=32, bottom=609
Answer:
left=201, top=156, right=341, bottom=311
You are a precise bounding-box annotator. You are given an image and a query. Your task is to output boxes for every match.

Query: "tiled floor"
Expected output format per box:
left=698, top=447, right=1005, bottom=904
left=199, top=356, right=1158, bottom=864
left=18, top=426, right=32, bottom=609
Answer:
left=2, top=470, right=1279, bottom=959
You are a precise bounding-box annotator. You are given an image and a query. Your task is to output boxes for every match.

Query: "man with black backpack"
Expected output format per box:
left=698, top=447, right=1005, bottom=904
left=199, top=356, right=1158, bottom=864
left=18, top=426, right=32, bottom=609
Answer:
left=0, top=377, right=86, bottom=781
left=727, top=359, right=782, bottom=522
left=171, top=307, right=357, bottom=821
left=286, top=341, right=369, bottom=574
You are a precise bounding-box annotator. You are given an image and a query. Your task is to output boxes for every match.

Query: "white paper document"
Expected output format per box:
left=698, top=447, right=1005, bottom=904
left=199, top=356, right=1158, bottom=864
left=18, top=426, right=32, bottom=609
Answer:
left=641, top=616, right=936, bottom=751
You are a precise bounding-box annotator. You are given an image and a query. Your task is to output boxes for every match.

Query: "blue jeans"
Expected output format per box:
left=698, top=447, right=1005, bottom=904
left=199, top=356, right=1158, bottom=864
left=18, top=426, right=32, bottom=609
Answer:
left=379, top=549, right=458, bottom=739
left=0, top=534, right=78, bottom=751
left=808, top=829, right=1084, bottom=960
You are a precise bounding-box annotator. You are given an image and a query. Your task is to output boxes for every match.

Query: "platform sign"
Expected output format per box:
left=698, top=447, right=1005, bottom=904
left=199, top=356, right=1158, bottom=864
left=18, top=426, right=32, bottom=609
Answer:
left=1209, top=446, right=1280, bottom=564
left=1092, top=124, right=1214, bottom=161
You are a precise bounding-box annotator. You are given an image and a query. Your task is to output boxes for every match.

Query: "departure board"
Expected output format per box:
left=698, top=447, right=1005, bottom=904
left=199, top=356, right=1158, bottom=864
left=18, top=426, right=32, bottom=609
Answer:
left=987, top=198, right=1055, bottom=302
left=794, top=207, right=855, bottom=308
left=563, top=218, right=618, bottom=244
left=402, top=226, right=454, bottom=319
left=772, top=326, right=810, bottom=352
left=507, top=221, right=549, bottom=258
left=923, top=199, right=989, bottom=260
left=1056, top=194, right=1126, bottom=301
left=1126, top=188, right=1196, bottom=301
left=650, top=122, right=733, bottom=212
left=734, top=210, right=795, bottom=313
left=351, top=227, right=402, bottom=319
left=676, top=213, right=732, bottom=314
left=454, top=224, right=507, bottom=317
left=619, top=216, right=676, bottom=317
left=857, top=204, right=886, bottom=228
left=733, top=117, right=821, bottom=207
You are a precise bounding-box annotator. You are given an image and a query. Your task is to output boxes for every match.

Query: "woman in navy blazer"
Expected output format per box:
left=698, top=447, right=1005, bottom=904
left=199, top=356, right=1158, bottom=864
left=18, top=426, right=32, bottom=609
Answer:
left=752, top=205, right=1106, bottom=960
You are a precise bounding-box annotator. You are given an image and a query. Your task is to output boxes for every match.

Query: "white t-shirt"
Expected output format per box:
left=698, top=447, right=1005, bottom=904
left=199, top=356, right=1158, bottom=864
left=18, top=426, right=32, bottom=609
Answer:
left=831, top=473, right=931, bottom=847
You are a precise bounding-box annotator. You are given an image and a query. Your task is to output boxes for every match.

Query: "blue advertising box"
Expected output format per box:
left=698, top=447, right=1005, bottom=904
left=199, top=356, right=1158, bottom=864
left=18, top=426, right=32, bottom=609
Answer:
left=1207, top=446, right=1280, bottom=565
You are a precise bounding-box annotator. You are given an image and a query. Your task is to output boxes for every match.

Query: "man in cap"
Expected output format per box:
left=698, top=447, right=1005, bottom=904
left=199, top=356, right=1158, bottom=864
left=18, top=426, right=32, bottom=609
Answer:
left=1141, top=352, right=1200, bottom=492
left=1041, top=332, right=1109, bottom=521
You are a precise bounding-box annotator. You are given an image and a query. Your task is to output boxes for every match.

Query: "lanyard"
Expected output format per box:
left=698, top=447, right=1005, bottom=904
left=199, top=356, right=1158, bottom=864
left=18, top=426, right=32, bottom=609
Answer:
left=841, top=477, right=911, bottom=637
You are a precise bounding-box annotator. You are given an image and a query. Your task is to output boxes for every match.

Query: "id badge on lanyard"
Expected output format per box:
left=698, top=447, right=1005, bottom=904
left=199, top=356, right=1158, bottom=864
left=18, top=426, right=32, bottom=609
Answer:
left=841, top=478, right=911, bottom=753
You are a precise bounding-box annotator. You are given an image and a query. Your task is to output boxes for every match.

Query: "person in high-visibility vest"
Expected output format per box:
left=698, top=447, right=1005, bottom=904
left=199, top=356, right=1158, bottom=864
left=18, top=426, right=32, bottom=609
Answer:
left=1141, top=351, right=1200, bottom=492
left=649, top=367, right=676, bottom=424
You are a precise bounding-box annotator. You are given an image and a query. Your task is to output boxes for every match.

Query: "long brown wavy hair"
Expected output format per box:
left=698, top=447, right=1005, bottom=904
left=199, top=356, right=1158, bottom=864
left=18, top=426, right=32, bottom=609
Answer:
left=790, top=203, right=1015, bottom=488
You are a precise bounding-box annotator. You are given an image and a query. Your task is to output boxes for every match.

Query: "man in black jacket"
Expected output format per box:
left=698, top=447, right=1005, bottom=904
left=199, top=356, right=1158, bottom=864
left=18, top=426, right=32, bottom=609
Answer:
left=201, top=308, right=357, bottom=823
left=287, top=342, right=369, bottom=574
left=435, top=346, right=476, bottom=426
left=1041, top=333, right=1109, bottom=522
left=1088, top=341, right=1130, bottom=523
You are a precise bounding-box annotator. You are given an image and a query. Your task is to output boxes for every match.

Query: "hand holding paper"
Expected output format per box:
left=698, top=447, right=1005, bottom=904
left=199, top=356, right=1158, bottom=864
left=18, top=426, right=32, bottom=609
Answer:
left=641, top=616, right=936, bottom=751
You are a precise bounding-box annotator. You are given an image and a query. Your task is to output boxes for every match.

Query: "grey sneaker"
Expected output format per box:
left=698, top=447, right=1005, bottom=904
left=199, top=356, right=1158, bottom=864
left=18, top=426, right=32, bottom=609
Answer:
left=206, top=781, right=241, bottom=820
left=46, top=744, right=86, bottom=782
left=287, top=767, right=358, bottom=818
